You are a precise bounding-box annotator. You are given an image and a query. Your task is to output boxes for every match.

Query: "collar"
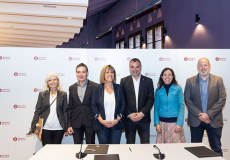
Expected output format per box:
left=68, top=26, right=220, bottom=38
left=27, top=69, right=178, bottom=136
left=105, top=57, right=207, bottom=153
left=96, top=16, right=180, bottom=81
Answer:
left=77, top=79, right=88, bottom=87
left=199, top=74, right=209, bottom=82
left=158, top=84, right=176, bottom=90
left=131, top=75, right=141, bottom=82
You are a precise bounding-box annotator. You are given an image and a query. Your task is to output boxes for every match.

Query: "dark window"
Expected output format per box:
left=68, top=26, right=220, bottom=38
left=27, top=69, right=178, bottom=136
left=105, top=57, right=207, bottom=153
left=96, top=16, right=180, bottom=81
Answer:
left=128, top=31, right=142, bottom=49
left=146, top=22, right=164, bottom=49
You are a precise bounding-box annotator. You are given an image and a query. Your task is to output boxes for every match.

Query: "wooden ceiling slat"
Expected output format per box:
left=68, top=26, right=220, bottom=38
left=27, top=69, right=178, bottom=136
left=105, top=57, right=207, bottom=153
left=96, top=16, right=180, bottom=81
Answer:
left=0, top=22, right=80, bottom=33
left=0, top=28, right=75, bottom=38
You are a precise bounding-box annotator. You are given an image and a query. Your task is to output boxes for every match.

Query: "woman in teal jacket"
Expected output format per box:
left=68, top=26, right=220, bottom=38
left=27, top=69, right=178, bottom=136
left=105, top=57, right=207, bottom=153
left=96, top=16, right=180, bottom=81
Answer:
left=154, top=67, right=186, bottom=143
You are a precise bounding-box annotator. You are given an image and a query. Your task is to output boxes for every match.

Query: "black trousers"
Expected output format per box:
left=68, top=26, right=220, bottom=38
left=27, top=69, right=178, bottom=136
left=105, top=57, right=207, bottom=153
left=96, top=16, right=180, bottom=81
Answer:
left=73, top=125, right=95, bottom=144
left=125, top=122, right=150, bottom=144
left=41, top=129, right=64, bottom=146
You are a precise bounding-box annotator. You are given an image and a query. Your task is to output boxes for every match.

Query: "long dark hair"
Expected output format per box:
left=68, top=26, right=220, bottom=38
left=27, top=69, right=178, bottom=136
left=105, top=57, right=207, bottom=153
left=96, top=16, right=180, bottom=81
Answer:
left=157, top=67, right=178, bottom=88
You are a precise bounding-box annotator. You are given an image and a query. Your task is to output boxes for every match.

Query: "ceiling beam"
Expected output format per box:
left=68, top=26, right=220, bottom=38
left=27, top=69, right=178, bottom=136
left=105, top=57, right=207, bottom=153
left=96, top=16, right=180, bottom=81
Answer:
left=0, top=14, right=84, bottom=27
left=0, top=28, right=75, bottom=38
left=0, top=2, right=87, bottom=19
left=0, top=33, right=69, bottom=42
left=0, top=37, right=63, bottom=45
left=0, top=41, right=57, bottom=47
left=0, top=22, right=80, bottom=33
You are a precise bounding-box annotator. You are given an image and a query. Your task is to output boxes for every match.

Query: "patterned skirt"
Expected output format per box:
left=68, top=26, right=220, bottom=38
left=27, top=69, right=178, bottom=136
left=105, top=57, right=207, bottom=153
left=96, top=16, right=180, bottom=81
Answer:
left=156, top=121, right=186, bottom=143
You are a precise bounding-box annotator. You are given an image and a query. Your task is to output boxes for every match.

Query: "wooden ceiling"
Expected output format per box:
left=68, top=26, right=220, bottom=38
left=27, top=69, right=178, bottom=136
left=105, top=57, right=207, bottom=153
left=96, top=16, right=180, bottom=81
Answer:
left=0, top=0, right=88, bottom=48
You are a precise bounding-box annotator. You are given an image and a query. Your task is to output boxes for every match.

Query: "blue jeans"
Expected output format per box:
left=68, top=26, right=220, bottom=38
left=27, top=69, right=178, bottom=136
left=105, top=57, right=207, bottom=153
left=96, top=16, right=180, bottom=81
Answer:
left=97, top=127, right=122, bottom=144
left=190, top=122, right=222, bottom=156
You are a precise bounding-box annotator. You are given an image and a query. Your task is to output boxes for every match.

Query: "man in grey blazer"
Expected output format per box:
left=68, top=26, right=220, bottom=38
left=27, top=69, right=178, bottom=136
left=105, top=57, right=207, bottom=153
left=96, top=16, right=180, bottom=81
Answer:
left=184, top=58, right=226, bottom=156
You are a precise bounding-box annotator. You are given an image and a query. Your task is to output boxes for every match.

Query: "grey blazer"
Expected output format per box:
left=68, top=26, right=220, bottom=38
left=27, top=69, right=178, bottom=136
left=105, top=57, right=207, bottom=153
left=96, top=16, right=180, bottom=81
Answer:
left=184, top=73, right=226, bottom=128
left=31, top=90, right=68, bottom=132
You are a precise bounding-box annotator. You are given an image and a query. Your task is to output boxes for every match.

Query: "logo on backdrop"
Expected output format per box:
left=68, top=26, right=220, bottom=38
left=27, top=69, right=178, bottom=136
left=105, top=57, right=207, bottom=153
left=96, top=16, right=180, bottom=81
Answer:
left=34, top=88, right=42, bottom=92
left=145, top=73, right=156, bottom=77
left=94, top=57, right=106, bottom=61
left=0, top=88, right=10, bottom=92
left=184, top=57, right=195, bottom=61
left=14, top=72, right=26, bottom=76
left=0, top=121, right=10, bottom=125
left=223, top=118, right=227, bottom=121
left=222, top=149, right=228, bottom=152
left=13, top=104, right=26, bottom=109
left=0, top=56, right=10, bottom=60
left=215, top=57, right=226, bottom=61
left=127, top=57, right=132, bottom=61
left=150, top=135, right=157, bottom=138
left=69, top=57, right=80, bottom=61
left=159, top=57, right=170, bottom=61
left=0, top=155, right=9, bottom=158
left=34, top=56, right=46, bottom=60
left=13, top=137, right=25, bottom=141
left=58, top=73, right=65, bottom=76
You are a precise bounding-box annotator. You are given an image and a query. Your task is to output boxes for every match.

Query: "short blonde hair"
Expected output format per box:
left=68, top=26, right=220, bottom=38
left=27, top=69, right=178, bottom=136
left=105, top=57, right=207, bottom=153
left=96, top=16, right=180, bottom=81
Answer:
left=100, top=65, right=116, bottom=83
left=43, top=72, right=63, bottom=91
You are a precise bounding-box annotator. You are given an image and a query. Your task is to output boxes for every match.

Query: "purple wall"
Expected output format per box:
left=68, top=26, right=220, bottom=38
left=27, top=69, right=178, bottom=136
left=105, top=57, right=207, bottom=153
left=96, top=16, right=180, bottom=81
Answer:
left=58, top=0, right=230, bottom=49
left=57, top=14, right=112, bottom=48
left=162, top=0, right=229, bottom=48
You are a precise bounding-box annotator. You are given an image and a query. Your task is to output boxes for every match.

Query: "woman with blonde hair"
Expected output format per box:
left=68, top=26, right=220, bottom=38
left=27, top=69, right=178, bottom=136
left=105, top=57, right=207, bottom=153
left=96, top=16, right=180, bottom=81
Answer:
left=31, top=72, right=67, bottom=146
left=92, top=65, right=125, bottom=144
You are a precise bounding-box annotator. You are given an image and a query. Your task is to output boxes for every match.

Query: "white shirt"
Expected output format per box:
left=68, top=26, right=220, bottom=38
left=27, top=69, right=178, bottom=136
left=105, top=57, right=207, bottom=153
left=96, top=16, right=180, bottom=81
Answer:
left=43, top=93, right=63, bottom=130
left=132, top=75, right=141, bottom=111
left=104, top=90, right=115, bottom=121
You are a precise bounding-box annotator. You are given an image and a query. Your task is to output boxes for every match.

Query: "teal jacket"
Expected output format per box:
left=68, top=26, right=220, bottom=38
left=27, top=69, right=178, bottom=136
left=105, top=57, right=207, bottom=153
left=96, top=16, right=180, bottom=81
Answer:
left=154, top=84, right=185, bottom=126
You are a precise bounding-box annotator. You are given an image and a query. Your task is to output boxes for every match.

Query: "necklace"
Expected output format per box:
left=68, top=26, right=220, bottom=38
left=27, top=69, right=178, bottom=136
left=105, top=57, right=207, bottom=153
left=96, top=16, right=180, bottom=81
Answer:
left=50, top=90, right=57, bottom=98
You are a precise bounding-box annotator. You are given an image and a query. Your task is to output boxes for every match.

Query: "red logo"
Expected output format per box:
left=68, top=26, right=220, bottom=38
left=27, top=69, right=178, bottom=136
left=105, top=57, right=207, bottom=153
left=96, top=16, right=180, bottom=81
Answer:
left=145, top=73, right=149, bottom=76
left=14, top=72, right=18, bottom=76
left=34, top=56, right=38, bottom=60
left=185, top=118, right=188, bottom=122
left=33, top=153, right=36, bottom=155
left=127, top=57, right=131, bottom=61
left=159, top=57, right=163, bottom=61
left=94, top=57, right=98, bottom=61
left=34, top=88, right=38, bottom=92
left=215, top=57, right=219, bottom=61
left=13, top=105, right=18, bottom=109
left=0, top=121, right=1, bottom=125
left=69, top=57, right=72, bottom=61
left=184, top=57, right=188, bottom=61
left=13, top=137, right=17, bottom=141
left=0, top=89, right=2, bottom=92
left=0, top=56, right=2, bottom=60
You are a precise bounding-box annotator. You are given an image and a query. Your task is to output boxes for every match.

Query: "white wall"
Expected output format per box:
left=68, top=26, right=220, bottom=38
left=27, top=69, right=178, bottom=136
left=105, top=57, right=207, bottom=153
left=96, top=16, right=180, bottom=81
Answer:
left=0, top=48, right=229, bottom=159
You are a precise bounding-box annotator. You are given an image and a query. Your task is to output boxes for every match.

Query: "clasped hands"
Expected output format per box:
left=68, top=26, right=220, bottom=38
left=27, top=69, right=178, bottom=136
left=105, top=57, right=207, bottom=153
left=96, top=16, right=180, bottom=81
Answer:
left=99, top=116, right=121, bottom=128
left=156, top=124, right=182, bottom=133
left=129, top=112, right=144, bottom=122
left=199, top=113, right=212, bottom=124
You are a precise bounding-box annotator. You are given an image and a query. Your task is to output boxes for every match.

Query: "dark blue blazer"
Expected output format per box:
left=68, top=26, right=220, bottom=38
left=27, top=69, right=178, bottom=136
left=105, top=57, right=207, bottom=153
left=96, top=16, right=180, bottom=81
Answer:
left=91, top=83, right=125, bottom=132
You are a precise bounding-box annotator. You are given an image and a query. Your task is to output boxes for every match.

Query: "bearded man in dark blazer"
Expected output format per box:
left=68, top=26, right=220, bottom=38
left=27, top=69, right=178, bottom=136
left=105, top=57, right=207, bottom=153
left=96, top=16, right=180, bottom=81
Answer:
left=68, top=63, right=97, bottom=144
left=120, top=58, right=154, bottom=144
left=184, top=58, right=226, bottom=156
